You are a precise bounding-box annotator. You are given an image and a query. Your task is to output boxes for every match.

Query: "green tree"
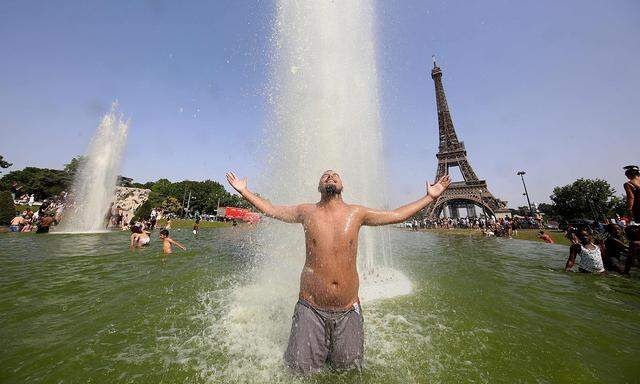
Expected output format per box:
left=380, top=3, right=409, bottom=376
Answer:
left=0, top=155, right=12, bottom=173
left=63, top=156, right=86, bottom=176
left=537, top=202, right=557, bottom=220
left=0, top=167, right=71, bottom=200
left=609, top=195, right=628, bottom=217
left=0, top=190, right=16, bottom=225
left=117, top=176, right=133, bottom=187
left=132, top=181, right=155, bottom=189
left=133, top=200, right=153, bottom=222
left=161, top=196, right=182, bottom=214
left=550, top=178, right=616, bottom=221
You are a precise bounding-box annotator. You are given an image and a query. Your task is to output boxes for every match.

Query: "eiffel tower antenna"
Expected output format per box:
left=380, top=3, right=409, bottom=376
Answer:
left=425, top=59, right=510, bottom=219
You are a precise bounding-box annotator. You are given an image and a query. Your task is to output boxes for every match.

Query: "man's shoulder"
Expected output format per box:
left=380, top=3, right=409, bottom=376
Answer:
left=295, top=203, right=317, bottom=215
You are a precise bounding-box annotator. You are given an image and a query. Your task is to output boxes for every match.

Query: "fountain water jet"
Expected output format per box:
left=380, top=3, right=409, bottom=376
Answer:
left=193, top=2, right=412, bottom=381
left=257, top=0, right=412, bottom=303
left=58, top=103, right=129, bottom=233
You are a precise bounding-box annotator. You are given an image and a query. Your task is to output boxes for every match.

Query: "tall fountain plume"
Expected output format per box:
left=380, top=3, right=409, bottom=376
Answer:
left=255, top=0, right=414, bottom=301
left=261, top=0, right=389, bottom=274
left=198, top=2, right=412, bottom=381
left=58, top=103, right=129, bottom=233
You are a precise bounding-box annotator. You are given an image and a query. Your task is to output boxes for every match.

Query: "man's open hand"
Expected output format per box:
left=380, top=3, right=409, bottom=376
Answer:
left=427, top=175, right=451, bottom=199
left=226, top=172, right=247, bottom=193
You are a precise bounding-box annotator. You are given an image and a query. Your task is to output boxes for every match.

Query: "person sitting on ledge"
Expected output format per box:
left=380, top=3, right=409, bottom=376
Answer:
left=226, top=170, right=451, bottom=374
left=565, top=230, right=605, bottom=274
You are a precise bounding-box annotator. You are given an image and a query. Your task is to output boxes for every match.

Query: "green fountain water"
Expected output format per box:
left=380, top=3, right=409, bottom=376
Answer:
left=1, top=230, right=638, bottom=383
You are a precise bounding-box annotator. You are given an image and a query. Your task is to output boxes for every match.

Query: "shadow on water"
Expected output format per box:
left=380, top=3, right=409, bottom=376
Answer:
left=0, top=229, right=639, bottom=383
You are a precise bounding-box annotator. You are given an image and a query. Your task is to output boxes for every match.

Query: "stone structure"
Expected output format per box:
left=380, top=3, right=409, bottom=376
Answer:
left=424, top=58, right=510, bottom=219
left=113, top=187, right=151, bottom=224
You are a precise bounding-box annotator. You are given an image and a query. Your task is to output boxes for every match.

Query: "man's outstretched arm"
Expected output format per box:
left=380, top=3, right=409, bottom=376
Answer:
left=225, top=172, right=302, bottom=224
left=362, top=175, right=451, bottom=226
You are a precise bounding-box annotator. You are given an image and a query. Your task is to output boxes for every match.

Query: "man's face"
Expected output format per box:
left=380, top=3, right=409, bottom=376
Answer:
left=318, top=170, right=343, bottom=195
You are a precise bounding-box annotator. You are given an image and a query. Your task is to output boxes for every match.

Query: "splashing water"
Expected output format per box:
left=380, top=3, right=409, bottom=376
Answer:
left=58, top=103, right=129, bottom=233
left=188, top=2, right=413, bottom=381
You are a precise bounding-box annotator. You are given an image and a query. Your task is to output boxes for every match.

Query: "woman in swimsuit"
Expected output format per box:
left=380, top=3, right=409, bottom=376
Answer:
left=565, top=230, right=605, bottom=273
left=130, top=225, right=151, bottom=249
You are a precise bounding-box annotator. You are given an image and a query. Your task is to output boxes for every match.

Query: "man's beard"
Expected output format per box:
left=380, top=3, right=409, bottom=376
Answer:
left=324, top=184, right=339, bottom=194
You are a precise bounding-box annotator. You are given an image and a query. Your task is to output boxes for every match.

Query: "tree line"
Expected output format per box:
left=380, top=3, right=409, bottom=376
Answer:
left=0, top=154, right=628, bottom=223
left=0, top=155, right=250, bottom=216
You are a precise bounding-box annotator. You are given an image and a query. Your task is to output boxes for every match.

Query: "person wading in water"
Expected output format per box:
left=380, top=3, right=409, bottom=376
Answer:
left=226, top=170, right=451, bottom=374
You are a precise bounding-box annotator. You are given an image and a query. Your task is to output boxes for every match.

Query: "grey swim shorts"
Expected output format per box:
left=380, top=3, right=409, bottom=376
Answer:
left=284, top=298, right=364, bottom=374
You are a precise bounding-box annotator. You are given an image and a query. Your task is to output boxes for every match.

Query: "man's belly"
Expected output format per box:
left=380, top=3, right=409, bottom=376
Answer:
left=298, top=264, right=359, bottom=310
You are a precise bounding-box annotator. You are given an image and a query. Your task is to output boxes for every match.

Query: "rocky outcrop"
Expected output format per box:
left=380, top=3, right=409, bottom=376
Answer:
left=113, top=187, right=150, bottom=223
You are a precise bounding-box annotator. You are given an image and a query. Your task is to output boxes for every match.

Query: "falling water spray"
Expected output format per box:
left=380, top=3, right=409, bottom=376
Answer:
left=58, top=103, right=129, bottom=233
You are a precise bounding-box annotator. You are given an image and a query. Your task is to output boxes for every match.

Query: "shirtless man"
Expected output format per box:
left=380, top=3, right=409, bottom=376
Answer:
left=9, top=214, right=26, bottom=232
left=226, top=170, right=451, bottom=373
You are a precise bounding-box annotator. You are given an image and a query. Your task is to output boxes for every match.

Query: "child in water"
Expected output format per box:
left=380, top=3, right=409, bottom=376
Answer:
left=159, top=229, right=186, bottom=254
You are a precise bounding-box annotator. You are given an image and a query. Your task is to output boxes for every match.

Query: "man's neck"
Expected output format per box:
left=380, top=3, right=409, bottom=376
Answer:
left=319, top=193, right=344, bottom=207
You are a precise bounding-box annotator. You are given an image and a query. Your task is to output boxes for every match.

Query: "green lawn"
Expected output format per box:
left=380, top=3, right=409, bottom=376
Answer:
left=405, top=227, right=570, bottom=246
left=156, top=219, right=232, bottom=229
left=513, top=229, right=570, bottom=245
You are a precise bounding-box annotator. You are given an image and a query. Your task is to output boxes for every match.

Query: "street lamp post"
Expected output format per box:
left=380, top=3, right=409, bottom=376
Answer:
left=185, top=190, right=193, bottom=218
left=517, top=171, right=534, bottom=217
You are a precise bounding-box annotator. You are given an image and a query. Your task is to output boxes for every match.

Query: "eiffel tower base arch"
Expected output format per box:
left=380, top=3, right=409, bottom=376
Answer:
left=424, top=181, right=509, bottom=219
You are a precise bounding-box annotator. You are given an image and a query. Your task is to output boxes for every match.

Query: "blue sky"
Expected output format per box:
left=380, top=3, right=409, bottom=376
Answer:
left=1, top=0, right=639, bottom=208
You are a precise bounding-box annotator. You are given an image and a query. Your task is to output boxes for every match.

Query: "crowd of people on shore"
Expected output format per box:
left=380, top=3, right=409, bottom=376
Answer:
left=405, top=215, right=541, bottom=238
left=8, top=195, right=66, bottom=234
left=6, top=165, right=640, bottom=274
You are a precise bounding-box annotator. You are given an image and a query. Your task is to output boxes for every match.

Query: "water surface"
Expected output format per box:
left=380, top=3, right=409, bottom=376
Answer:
left=1, top=228, right=638, bottom=383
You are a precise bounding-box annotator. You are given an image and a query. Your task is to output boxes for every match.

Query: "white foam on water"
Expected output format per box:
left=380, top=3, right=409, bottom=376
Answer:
left=359, top=267, right=413, bottom=303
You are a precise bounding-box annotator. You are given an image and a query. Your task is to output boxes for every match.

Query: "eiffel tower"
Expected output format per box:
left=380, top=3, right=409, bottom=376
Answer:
left=425, top=58, right=509, bottom=218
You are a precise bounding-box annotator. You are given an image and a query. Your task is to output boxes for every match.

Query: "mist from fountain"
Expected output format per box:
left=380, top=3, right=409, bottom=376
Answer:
left=58, top=103, right=129, bottom=233
left=196, top=2, right=412, bottom=381
left=255, top=0, right=413, bottom=301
